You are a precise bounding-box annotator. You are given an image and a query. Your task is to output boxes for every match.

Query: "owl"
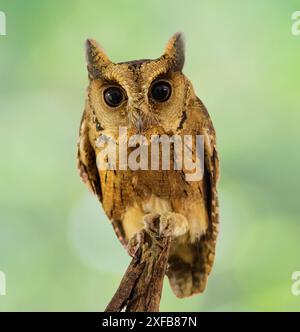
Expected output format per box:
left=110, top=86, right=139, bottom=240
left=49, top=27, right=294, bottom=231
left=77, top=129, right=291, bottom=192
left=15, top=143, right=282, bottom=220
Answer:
left=77, top=33, right=220, bottom=298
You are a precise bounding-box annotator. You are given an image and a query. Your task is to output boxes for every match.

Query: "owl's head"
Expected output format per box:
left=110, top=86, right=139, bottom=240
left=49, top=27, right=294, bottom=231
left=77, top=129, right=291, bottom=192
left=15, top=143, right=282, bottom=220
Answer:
left=85, top=33, right=195, bottom=136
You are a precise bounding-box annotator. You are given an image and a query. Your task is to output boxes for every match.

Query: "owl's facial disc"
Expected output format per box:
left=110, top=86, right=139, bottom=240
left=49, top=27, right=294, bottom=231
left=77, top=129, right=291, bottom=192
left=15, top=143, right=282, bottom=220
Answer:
left=85, top=32, right=188, bottom=134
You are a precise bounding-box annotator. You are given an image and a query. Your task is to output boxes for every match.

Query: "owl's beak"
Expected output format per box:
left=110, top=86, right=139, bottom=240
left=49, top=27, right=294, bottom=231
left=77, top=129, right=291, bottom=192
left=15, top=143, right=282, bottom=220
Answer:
left=129, top=108, right=146, bottom=133
left=127, top=94, right=154, bottom=133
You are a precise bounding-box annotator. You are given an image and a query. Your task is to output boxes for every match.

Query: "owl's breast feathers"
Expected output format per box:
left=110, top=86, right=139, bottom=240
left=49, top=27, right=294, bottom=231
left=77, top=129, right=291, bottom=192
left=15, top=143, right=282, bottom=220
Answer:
left=91, top=98, right=218, bottom=241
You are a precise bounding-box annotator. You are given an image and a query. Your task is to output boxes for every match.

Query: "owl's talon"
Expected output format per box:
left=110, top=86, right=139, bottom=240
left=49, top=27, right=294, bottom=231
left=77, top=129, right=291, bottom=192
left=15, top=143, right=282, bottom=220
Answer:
left=143, top=213, right=160, bottom=232
left=159, top=212, right=189, bottom=238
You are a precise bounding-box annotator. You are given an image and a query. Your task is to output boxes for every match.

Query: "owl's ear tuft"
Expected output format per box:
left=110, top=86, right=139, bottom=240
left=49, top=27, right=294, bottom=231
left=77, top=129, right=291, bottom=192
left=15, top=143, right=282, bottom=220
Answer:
left=85, top=39, right=111, bottom=78
left=163, top=32, right=185, bottom=72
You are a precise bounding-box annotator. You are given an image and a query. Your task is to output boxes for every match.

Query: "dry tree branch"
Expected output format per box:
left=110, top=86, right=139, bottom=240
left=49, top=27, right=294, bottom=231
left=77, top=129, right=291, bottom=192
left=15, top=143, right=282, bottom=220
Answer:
left=105, top=214, right=171, bottom=312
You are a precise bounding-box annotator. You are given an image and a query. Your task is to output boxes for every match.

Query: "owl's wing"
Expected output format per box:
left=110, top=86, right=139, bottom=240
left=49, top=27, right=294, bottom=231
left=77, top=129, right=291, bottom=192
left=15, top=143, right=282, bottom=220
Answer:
left=77, top=109, right=102, bottom=201
left=174, top=97, right=220, bottom=297
left=197, top=118, right=220, bottom=287
left=193, top=98, right=220, bottom=293
left=77, top=108, right=128, bottom=248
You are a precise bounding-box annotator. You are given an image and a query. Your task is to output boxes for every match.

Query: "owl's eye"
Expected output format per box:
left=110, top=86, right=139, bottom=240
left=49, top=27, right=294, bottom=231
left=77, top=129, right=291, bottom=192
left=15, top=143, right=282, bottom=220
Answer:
left=104, top=87, right=124, bottom=107
left=150, top=81, right=171, bottom=102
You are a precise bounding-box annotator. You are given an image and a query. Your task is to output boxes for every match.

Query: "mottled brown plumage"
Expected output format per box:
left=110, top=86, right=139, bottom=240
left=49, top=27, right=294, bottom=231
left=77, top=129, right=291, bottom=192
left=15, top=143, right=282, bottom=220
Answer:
left=77, top=33, right=220, bottom=298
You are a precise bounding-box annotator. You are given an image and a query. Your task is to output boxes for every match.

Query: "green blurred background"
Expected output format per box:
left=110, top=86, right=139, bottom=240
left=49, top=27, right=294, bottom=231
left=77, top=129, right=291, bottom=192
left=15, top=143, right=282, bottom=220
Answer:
left=0, top=0, right=300, bottom=311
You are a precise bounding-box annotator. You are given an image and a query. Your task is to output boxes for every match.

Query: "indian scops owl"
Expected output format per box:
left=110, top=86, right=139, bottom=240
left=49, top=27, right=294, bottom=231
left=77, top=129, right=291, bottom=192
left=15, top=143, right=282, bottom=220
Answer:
left=77, top=33, right=220, bottom=298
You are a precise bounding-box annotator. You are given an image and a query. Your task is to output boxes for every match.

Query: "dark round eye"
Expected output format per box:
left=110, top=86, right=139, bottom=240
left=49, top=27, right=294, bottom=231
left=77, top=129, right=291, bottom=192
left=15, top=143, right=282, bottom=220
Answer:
left=104, top=87, right=124, bottom=107
left=150, top=81, right=171, bottom=102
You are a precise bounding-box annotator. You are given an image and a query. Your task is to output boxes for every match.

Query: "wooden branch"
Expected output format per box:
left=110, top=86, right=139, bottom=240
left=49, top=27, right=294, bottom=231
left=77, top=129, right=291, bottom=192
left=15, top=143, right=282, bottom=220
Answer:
left=105, top=214, right=171, bottom=312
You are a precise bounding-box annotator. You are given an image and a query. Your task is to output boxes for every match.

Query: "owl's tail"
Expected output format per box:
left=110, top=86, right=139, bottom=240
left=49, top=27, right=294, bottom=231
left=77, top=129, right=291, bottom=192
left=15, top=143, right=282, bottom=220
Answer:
left=166, top=236, right=216, bottom=298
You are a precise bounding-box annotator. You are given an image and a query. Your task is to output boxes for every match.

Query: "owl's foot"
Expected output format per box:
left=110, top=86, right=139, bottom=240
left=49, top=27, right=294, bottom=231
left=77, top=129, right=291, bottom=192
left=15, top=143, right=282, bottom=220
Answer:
left=143, top=212, right=188, bottom=239
left=143, top=213, right=160, bottom=230
left=159, top=212, right=189, bottom=238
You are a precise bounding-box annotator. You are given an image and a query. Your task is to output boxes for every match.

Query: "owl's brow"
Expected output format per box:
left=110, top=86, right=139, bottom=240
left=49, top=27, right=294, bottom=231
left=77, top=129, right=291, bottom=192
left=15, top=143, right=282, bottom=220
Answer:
left=100, top=64, right=135, bottom=89
left=150, top=72, right=172, bottom=83
left=140, top=58, right=175, bottom=85
left=99, top=78, right=124, bottom=86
